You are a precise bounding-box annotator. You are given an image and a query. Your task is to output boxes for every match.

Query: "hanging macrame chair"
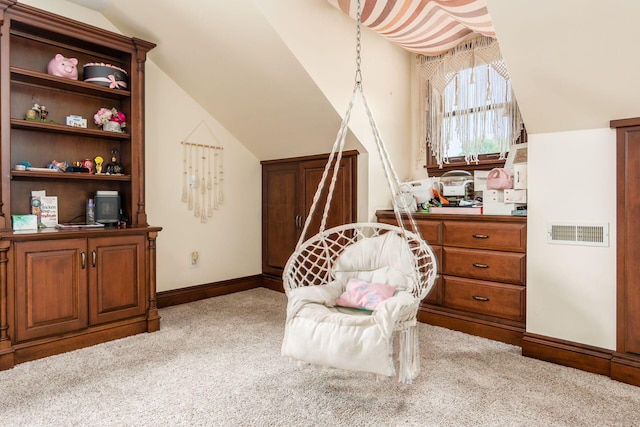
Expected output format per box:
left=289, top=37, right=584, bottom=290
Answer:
left=280, top=1, right=437, bottom=384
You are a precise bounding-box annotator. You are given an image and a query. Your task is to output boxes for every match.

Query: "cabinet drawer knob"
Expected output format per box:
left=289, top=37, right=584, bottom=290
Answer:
left=472, top=263, right=489, bottom=268
left=472, top=234, right=489, bottom=239
left=472, top=295, right=490, bottom=302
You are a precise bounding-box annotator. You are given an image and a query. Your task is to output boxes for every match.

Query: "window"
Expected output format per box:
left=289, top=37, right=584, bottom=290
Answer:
left=416, top=37, right=525, bottom=176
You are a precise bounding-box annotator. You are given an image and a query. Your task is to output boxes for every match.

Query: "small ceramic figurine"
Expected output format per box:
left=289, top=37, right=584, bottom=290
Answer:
left=105, top=147, right=123, bottom=175
left=47, top=54, right=79, bottom=80
left=94, top=156, right=104, bottom=174
left=82, top=158, right=93, bottom=174
left=25, top=103, right=41, bottom=120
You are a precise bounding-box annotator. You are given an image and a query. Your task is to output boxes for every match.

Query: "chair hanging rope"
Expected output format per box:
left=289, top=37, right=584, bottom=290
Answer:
left=296, top=0, right=423, bottom=250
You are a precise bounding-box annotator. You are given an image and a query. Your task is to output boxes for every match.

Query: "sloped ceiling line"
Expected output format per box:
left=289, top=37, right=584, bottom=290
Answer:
left=328, top=0, right=495, bottom=55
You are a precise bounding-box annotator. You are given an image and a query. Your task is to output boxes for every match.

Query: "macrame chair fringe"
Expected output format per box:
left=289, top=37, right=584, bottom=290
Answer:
left=416, top=36, right=524, bottom=168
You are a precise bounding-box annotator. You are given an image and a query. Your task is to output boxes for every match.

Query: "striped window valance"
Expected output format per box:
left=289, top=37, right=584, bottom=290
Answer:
left=328, top=0, right=496, bottom=56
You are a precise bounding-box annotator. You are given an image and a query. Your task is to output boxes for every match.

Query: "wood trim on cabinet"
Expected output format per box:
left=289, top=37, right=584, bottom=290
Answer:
left=12, top=316, right=149, bottom=366
left=260, top=150, right=360, bottom=166
left=262, top=274, right=285, bottom=293
left=375, top=210, right=527, bottom=224
left=611, top=352, right=640, bottom=387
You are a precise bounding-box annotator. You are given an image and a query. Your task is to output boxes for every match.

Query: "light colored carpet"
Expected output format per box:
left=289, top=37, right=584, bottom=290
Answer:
left=1, top=287, right=639, bottom=426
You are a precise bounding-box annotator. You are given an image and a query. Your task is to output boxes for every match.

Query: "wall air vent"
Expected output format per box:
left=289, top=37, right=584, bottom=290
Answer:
left=547, top=222, right=609, bottom=247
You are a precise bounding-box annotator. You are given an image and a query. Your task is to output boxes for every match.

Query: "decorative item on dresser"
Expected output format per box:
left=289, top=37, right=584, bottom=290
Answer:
left=0, top=1, right=160, bottom=370
left=376, top=210, right=526, bottom=346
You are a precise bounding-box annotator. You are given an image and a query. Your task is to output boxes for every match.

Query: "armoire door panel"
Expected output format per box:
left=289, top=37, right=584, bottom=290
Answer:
left=262, top=163, right=300, bottom=276
left=301, top=158, right=353, bottom=237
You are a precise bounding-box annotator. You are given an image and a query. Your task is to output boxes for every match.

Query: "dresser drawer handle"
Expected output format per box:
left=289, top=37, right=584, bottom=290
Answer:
left=472, top=295, right=490, bottom=302
left=472, top=263, right=489, bottom=268
left=472, top=234, right=489, bottom=239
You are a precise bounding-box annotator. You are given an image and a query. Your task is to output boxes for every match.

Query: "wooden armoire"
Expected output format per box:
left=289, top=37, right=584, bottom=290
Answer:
left=261, top=151, right=358, bottom=289
left=611, top=117, right=640, bottom=386
left=0, top=1, right=161, bottom=370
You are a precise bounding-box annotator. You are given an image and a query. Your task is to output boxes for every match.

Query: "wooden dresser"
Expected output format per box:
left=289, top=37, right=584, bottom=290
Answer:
left=376, top=211, right=527, bottom=346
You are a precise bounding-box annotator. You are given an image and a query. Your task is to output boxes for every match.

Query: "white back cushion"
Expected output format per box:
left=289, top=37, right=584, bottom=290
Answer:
left=331, top=232, right=414, bottom=291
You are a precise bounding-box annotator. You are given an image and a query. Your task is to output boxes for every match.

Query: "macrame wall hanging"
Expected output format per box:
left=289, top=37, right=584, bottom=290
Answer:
left=416, top=36, right=524, bottom=169
left=180, top=120, right=224, bottom=223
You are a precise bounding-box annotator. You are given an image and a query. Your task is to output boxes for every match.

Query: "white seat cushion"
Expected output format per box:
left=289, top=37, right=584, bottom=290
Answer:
left=282, top=232, right=420, bottom=378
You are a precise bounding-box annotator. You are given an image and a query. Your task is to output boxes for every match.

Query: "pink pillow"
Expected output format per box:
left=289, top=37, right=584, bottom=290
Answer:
left=335, top=278, right=397, bottom=311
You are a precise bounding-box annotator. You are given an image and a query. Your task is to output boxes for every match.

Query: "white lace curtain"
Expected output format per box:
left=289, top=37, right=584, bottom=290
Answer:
left=416, top=36, right=524, bottom=168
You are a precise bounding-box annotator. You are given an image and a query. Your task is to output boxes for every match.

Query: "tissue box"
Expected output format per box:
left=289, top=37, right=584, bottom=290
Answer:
left=504, top=189, right=527, bottom=203
left=12, top=214, right=38, bottom=230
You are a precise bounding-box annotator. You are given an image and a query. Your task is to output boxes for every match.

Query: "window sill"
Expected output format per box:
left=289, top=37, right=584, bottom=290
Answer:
left=425, top=158, right=506, bottom=177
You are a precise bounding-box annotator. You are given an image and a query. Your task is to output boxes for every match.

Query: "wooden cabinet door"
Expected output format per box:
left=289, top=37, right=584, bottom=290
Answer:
left=300, top=157, right=355, bottom=241
left=15, top=239, right=88, bottom=342
left=88, top=235, right=146, bottom=325
left=262, top=162, right=300, bottom=277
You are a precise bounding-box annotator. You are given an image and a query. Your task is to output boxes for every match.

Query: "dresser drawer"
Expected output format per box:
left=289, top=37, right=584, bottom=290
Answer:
left=431, top=245, right=442, bottom=273
left=424, top=275, right=442, bottom=305
left=443, top=247, right=526, bottom=285
left=416, top=220, right=442, bottom=245
left=443, top=221, right=526, bottom=252
left=443, top=276, right=525, bottom=321
left=378, top=217, right=442, bottom=245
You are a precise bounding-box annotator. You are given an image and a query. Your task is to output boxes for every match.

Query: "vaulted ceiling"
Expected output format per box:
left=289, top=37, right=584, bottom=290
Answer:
left=67, top=0, right=640, bottom=159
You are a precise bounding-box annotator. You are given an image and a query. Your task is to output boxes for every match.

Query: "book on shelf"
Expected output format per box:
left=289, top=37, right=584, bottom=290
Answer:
left=30, top=190, right=58, bottom=227
left=40, top=196, right=58, bottom=227
left=427, top=205, right=483, bottom=215
left=30, top=190, right=45, bottom=226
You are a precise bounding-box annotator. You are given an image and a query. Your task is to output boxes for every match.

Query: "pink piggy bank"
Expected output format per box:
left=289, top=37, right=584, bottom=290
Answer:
left=47, top=54, right=78, bottom=80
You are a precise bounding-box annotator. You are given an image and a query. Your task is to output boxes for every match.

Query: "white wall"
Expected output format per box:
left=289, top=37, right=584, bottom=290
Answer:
left=527, top=128, right=617, bottom=349
left=144, top=63, right=262, bottom=291
left=22, top=0, right=263, bottom=292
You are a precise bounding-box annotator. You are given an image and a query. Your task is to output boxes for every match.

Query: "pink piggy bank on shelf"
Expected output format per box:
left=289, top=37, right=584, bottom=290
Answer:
left=47, top=54, right=78, bottom=80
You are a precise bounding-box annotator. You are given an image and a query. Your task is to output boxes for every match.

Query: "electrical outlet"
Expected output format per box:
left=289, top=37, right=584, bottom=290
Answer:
left=190, top=251, right=199, bottom=267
